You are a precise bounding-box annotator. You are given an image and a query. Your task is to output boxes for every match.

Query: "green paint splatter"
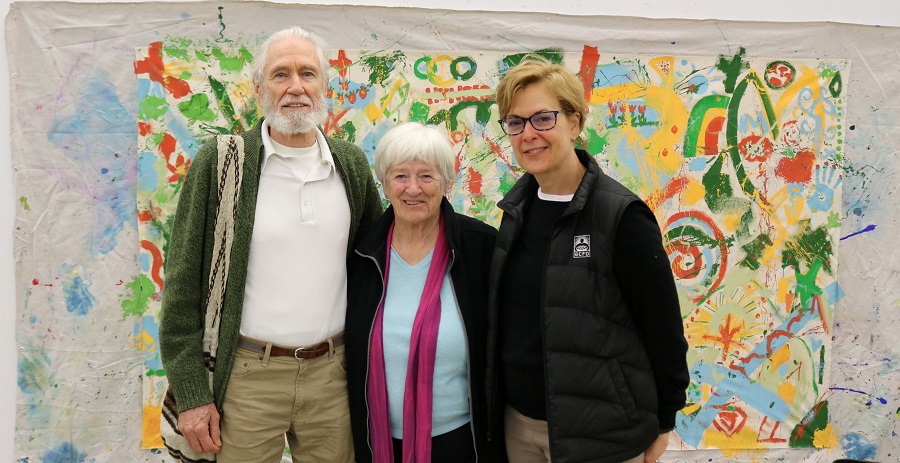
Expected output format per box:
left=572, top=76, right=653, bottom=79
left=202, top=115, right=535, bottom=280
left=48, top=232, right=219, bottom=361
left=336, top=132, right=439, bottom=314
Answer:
left=471, top=194, right=500, bottom=227
left=584, top=127, right=608, bottom=157
left=121, top=274, right=156, bottom=319
left=18, top=196, right=29, bottom=210
left=501, top=48, right=564, bottom=75
left=409, top=101, right=430, bottom=123
left=740, top=233, right=773, bottom=271
left=164, top=45, right=191, bottom=62
left=212, top=47, right=245, bottom=72
left=362, top=51, right=406, bottom=88
left=146, top=368, right=166, bottom=377
left=716, top=47, right=749, bottom=94
left=139, top=95, right=170, bottom=121
left=194, top=49, right=211, bottom=63
left=339, top=121, right=357, bottom=143
left=178, top=93, right=217, bottom=122
left=499, top=170, right=519, bottom=195
left=683, top=95, right=730, bottom=157
left=427, top=109, right=451, bottom=126
left=448, top=100, right=495, bottom=132
left=793, top=258, right=824, bottom=310
left=702, top=154, right=735, bottom=212
left=782, top=222, right=834, bottom=274
left=790, top=400, right=829, bottom=447
left=826, top=211, right=840, bottom=229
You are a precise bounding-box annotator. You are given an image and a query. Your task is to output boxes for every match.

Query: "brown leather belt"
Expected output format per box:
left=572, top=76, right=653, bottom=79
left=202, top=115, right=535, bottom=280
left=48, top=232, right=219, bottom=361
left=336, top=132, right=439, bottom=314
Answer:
left=238, top=334, right=344, bottom=359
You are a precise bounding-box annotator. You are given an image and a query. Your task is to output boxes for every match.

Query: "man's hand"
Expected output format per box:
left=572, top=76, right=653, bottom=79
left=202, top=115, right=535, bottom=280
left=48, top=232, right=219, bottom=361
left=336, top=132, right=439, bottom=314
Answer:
left=643, top=432, right=670, bottom=463
left=177, top=403, right=222, bottom=454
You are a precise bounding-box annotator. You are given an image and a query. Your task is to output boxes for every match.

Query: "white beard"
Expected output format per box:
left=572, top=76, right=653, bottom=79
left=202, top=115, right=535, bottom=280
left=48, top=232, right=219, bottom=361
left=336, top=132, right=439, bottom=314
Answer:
left=260, top=90, right=328, bottom=135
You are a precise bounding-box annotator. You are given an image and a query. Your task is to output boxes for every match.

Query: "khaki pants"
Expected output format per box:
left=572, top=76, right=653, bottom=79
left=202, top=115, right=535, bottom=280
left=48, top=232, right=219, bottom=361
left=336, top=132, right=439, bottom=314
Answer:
left=217, top=343, right=354, bottom=463
left=504, top=404, right=644, bottom=463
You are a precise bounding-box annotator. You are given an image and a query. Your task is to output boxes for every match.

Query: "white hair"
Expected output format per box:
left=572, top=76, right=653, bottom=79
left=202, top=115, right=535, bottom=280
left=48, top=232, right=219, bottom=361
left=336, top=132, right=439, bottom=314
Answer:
left=250, top=26, right=330, bottom=87
left=374, top=122, right=456, bottom=191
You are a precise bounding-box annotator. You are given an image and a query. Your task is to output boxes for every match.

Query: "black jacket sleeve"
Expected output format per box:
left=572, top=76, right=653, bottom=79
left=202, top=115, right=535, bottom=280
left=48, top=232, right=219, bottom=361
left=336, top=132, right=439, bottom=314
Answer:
left=613, top=202, right=690, bottom=430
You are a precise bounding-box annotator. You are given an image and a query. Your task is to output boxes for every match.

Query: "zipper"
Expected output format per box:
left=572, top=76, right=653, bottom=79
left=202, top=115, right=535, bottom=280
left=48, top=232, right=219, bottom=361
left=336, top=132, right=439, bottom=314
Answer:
left=540, top=202, right=580, bottom=461
left=358, top=248, right=386, bottom=459
left=487, top=203, right=523, bottom=445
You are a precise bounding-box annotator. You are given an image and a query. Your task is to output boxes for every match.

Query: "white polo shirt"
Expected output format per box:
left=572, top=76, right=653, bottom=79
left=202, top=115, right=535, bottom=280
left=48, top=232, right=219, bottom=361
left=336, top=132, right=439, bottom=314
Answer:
left=239, top=119, right=351, bottom=346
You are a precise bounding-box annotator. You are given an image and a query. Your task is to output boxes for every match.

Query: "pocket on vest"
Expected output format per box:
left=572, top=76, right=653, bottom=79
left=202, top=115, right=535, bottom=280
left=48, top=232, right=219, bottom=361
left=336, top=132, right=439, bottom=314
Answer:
left=610, top=359, right=642, bottom=425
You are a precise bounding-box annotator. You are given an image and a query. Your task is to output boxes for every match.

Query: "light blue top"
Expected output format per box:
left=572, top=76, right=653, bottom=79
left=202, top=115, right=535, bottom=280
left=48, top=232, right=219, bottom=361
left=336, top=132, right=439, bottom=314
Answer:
left=382, top=247, right=471, bottom=438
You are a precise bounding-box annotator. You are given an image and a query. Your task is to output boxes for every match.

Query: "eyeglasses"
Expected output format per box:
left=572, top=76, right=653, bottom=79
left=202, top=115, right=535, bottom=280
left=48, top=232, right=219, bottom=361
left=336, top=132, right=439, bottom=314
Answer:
left=498, top=110, right=571, bottom=136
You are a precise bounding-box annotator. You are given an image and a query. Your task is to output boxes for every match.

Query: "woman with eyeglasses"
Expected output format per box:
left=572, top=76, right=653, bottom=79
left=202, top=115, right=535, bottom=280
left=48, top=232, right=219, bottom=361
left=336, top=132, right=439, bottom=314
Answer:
left=485, top=59, right=690, bottom=463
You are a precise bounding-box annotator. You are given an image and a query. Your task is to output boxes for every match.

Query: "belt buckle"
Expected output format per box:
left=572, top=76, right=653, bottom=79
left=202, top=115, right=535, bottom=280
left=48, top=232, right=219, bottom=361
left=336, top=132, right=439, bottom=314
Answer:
left=293, top=346, right=310, bottom=360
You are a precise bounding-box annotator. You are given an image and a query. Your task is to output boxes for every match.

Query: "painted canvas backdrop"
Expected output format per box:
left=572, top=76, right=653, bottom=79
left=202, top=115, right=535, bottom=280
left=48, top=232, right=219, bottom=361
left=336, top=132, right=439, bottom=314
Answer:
left=8, top=2, right=899, bottom=462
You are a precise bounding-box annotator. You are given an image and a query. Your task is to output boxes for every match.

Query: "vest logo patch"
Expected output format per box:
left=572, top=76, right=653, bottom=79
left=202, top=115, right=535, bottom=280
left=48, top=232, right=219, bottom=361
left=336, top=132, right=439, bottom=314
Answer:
left=573, top=235, right=591, bottom=258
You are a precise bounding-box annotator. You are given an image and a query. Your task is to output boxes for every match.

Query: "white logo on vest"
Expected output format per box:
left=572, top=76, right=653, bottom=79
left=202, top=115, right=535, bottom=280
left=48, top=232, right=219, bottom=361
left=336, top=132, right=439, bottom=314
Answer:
left=573, top=235, right=591, bottom=258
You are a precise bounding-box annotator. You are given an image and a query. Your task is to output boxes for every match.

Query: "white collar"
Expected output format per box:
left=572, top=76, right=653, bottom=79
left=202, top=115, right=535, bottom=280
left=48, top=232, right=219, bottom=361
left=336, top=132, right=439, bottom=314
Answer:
left=260, top=118, right=336, bottom=172
left=537, top=187, right=574, bottom=202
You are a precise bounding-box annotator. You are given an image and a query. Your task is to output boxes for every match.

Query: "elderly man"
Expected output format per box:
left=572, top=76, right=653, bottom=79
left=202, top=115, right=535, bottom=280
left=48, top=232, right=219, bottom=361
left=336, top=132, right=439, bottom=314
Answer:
left=159, top=26, right=382, bottom=462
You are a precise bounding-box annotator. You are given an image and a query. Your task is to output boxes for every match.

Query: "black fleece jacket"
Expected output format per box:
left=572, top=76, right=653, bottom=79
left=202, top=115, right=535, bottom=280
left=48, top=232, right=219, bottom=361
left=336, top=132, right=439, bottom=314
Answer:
left=345, top=199, right=507, bottom=462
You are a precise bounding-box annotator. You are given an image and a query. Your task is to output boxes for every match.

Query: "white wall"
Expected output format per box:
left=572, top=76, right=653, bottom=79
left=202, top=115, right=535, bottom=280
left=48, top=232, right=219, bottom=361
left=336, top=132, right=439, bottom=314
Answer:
left=2, top=0, right=899, bottom=460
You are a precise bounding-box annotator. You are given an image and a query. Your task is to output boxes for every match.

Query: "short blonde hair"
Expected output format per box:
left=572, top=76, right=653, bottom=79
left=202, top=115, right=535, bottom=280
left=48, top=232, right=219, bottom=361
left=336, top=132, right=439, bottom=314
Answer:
left=374, top=122, right=456, bottom=191
left=495, top=58, right=587, bottom=131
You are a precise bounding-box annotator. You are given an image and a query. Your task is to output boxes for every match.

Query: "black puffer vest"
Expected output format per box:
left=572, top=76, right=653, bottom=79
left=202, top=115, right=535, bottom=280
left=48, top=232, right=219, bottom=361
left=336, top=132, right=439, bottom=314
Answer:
left=486, top=150, right=659, bottom=463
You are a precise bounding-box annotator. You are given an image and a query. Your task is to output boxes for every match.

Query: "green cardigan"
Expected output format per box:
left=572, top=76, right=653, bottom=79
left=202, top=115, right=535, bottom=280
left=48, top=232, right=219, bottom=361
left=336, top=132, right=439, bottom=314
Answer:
left=159, top=121, right=383, bottom=413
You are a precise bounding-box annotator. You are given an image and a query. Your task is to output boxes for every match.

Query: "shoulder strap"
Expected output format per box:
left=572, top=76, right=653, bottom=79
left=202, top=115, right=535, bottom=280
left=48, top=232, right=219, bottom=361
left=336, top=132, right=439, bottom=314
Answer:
left=201, top=134, right=245, bottom=385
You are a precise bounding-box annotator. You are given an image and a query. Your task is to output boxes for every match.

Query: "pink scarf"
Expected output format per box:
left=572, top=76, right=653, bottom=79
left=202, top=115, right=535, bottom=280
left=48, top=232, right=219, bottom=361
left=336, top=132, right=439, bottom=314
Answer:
left=367, top=215, right=450, bottom=463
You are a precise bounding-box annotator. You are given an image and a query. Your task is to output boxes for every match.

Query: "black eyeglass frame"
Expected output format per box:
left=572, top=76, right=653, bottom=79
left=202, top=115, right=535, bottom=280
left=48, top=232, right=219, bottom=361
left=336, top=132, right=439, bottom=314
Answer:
left=498, top=109, right=573, bottom=136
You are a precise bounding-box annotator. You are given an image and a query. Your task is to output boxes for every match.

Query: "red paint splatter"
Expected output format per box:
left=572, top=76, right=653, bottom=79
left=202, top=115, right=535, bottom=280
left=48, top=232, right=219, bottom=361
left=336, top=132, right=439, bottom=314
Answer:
left=468, top=167, right=482, bottom=195
left=704, top=116, right=726, bottom=155
left=330, top=49, right=352, bottom=78
left=775, top=149, right=816, bottom=183
left=134, top=42, right=192, bottom=99
left=739, top=134, right=774, bottom=162
left=141, top=240, right=165, bottom=290
left=138, top=121, right=152, bottom=136
left=578, top=46, right=600, bottom=103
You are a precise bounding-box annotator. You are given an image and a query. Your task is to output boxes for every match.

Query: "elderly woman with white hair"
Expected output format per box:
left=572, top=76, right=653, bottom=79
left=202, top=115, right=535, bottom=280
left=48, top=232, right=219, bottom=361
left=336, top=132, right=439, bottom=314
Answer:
left=345, top=122, right=504, bottom=463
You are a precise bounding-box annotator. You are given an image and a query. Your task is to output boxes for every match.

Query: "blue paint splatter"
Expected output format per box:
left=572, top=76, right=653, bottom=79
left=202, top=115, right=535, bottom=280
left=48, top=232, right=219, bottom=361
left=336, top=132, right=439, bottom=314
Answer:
left=824, top=281, right=844, bottom=303
left=840, top=224, right=876, bottom=241
left=840, top=432, right=878, bottom=460
left=829, top=387, right=888, bottom=404
left=138, top=152, right=160, bottom=191
left=40, top=442, right=88, bottom=463
left=48, top=69, right=137, bottom=255
left=17, top=350, right=52, bottom=395
left=63, top=275, right=95, bottom=315
left=136, top=316, right=163, bottom=370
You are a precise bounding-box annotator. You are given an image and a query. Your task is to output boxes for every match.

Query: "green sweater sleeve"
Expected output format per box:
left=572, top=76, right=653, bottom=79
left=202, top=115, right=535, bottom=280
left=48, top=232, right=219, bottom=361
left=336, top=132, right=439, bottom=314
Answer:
left=158, top=141, right=217, bottom=413
left=328, top=137, right=384, bottom=246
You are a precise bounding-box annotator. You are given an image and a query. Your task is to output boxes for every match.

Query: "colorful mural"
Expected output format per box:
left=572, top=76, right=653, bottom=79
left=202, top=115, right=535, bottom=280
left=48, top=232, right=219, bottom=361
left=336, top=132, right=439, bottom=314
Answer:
left=10, top=3, right=898, bottom=462
left=135, top=41, right=847, bottom=450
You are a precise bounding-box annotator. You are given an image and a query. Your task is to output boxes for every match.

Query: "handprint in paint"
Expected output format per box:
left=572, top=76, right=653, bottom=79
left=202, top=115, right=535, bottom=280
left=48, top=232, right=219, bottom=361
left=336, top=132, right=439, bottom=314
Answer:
left=808, top=162, right=842, bottom=213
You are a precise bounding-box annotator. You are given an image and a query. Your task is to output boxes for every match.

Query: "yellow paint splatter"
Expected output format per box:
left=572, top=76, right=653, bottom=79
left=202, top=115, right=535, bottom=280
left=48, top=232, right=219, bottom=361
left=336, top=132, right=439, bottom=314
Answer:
left=778, top=380, right=796, bottom=403
left=141, top=405, right=164, bottom=449
left=702, top=425, right=763, bottom=455
left=813, top=423, right=838, bottom=448
left=681, top=178, right=705, bottom=206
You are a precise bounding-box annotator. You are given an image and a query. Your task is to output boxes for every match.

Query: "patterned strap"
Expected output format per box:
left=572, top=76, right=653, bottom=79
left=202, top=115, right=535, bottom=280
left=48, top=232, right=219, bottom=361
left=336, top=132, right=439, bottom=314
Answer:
left=201, top=134, right=244, bottom=387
